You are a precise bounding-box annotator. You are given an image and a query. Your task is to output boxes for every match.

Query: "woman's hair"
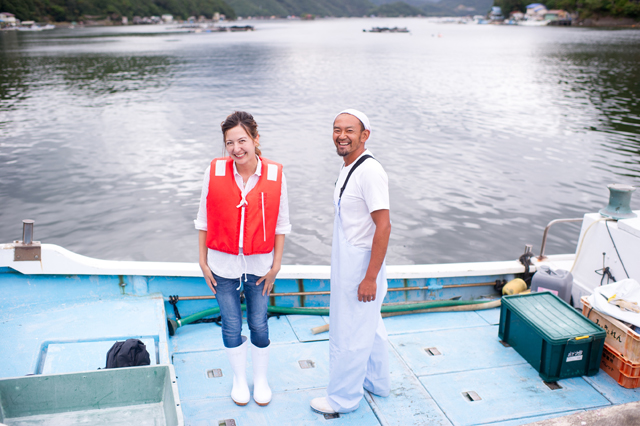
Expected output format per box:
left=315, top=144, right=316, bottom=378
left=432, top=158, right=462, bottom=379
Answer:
left=221, top=111, right=261, bottom=157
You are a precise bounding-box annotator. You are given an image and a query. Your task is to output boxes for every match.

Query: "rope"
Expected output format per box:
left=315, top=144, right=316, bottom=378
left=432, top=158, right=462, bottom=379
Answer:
left=518, top=251, right=534, bottom=287
left=570, top=217, right=610, bottom=273
left=605, top=220, right=630, bottom=279
left=168, top=295, right=181, bottom=320
left=595, top=252, right=617, bottom=285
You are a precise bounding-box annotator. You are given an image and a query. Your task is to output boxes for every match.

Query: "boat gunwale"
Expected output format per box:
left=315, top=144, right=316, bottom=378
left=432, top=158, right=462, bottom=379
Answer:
left=0, top=243, right=575, bottom=279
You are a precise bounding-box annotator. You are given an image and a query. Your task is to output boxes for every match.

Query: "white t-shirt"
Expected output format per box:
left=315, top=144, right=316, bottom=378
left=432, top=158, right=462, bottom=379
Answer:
left=333, top=150, right=389, bottom=250
left=194, top=157, right=292, bottom=279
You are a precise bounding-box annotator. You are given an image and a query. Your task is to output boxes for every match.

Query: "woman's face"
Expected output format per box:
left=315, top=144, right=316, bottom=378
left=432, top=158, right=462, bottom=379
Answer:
left=225, top=124, right=258, bottom=166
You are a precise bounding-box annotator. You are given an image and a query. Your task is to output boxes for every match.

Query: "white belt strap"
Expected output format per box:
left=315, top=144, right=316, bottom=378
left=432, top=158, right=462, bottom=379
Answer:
left=236, top=251, right=248, bottom=290
left=261, top=193, right=266, bottom=242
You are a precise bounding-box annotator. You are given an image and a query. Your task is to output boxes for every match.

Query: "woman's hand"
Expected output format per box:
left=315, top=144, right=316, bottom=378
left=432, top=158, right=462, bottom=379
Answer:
left=198, top=231, right=216, bottom=294
left=200, top=262, right=217, bottom=294
left=257, top=266, right=280, bottom=296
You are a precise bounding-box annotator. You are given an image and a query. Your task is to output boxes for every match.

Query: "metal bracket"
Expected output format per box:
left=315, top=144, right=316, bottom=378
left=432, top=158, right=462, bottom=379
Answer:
left=462, top=391, right=482, bottom=401
left=425, top=347, right=442, bottom=356
left=544, top=381, right=562, bottom=390
left=298, top=360, right=315, bottom=369
left=207, top=369, right=223, bottom=378
left=14, top=242, right=41, bottom=261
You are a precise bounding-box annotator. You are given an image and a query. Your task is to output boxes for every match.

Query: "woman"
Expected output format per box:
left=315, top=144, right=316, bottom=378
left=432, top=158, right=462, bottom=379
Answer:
left=194, top=111, right=291, bottom=407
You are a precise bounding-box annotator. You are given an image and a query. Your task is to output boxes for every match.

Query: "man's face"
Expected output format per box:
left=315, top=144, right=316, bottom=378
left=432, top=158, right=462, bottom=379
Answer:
left=333, top=114, right=369, bottom=163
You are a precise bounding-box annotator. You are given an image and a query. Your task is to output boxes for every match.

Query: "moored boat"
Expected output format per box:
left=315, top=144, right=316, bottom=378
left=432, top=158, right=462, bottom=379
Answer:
left=16, top=21, right=55, bottom=31
left=1, top=184, right=638, bottom=425
left=365, top=27, right=409, bottom=33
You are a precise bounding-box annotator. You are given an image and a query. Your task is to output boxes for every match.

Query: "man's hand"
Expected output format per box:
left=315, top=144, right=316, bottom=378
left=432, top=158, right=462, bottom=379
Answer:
left=356, top=209, right=390, bottom=303
left=358, top=276, right=377, bottom=302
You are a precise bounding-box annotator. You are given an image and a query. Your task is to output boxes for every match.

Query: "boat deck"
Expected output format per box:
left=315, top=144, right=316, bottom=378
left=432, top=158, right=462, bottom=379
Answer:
left=2, top=278, right=640, bottom=426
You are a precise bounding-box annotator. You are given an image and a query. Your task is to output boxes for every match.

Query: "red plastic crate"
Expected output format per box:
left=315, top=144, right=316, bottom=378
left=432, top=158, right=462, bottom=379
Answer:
left=582, top=296, right=640, bottom=363
left=602, top=344, right=640, bottom=376
left=601, top=344, right=640, bottom=389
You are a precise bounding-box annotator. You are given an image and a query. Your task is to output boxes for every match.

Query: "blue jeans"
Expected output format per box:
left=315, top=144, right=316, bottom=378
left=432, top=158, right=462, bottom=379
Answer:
left=213, top=273, right=270, bottom=349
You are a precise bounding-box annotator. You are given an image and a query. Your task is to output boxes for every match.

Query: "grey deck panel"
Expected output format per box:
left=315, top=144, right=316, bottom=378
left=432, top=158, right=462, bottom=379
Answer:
left=366, top=345, right=452, bottom=426
left=486, top=410, right=585, bottom=426
left=42, top=338, right=157, bottom=374
left=389, top=325, right=527, bottom=376
left=420, top=364, right=611, bottom=426
left=383, top=311, right=488, bottom=335
left=0, top=366, right=181, bottom=426
left=286, top=314, right=330, bottom=342
left=4, top=403, right=168, bottom=426
left=0, top=294, right=168, bottom=378
left=173, top=341, right=331, bottom=399
left=476, top=307, right=501, bottom=325
left=181, top=388, right=379, bottom=426
left=583, top=370, right=640, bottom=405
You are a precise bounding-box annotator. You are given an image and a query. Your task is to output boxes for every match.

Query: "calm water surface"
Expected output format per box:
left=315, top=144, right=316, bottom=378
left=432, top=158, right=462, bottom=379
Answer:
left=1, top=19, right=639, bottom=265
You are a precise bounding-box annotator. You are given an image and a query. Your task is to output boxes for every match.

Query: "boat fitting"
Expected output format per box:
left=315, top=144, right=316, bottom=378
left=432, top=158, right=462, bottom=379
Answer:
left=599, top=184, right=636, bottom=220
left=14, top=219, right=41, bottom=262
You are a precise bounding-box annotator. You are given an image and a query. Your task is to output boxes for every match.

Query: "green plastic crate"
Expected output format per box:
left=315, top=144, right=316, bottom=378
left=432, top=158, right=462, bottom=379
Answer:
left=0, top=365, right=183, bottom=425
left=499, top=291, right=606, bottom=382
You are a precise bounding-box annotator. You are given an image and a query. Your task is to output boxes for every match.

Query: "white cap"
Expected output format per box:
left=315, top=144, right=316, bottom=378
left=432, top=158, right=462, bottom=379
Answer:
left=334, top=109, right=371, bottom=133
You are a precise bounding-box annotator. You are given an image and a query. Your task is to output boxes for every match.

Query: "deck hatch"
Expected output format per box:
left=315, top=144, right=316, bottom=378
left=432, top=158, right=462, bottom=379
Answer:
left=218, top=420, right=236, bottom=426
left=544, top=381, right=562, bottom=390
left=462, top=391, right=482, bottom=401
left=298, top=359, right=315, bottom=369
left=207, top=369, right=223, bottom=378
left=425, top=347, right=442, bottom=356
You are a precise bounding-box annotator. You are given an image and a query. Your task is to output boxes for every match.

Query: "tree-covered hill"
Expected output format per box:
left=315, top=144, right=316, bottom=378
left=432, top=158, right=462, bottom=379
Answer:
left=4, top=0, right=636, bottom=22
left=0, top=0, right=237, bottom=22
left=494, top=0, right=639, bottom=19
left=224, top=0, right=373, bottom=17
left=369, top=2, right=425, bottom=16
left=371, top=0, right=494, bottom=16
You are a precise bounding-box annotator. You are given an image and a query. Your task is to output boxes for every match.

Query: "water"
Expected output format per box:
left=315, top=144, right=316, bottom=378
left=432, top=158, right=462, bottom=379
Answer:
left=1, top=19, right=639, bottom=266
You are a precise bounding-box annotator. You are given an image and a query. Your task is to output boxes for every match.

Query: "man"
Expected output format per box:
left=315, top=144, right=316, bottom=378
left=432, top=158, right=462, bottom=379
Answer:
left=310, top=109, right=391, bottom=414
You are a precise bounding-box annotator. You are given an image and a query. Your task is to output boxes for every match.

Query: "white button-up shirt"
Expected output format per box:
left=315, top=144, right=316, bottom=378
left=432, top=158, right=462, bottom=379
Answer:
left=194, top=157, right=292, bottom=279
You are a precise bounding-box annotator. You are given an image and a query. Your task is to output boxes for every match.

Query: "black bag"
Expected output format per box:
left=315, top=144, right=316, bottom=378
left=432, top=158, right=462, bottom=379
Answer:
left=105, top=339, right=151, bottom=369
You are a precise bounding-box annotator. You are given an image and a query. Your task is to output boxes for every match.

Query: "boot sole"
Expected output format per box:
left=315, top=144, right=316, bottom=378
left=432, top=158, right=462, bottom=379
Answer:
left=233, top=400, right=249, bottom=406
left=310, top=406, right=336, bottom=415
left=255, top=400, right=270, bottom=406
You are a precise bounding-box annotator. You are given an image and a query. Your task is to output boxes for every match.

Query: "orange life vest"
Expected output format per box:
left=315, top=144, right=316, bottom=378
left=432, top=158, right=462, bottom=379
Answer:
left=206, top=157, right=282, bottom=255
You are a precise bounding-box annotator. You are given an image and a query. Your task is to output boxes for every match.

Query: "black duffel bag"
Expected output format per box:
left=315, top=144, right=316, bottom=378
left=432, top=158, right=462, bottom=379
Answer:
left=105, top=339, right=151, bottom=368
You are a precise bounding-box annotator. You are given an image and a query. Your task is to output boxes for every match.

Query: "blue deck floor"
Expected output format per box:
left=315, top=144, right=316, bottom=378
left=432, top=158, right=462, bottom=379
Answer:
left=3, top=292, right=640, bottom=425
left=169, top=310, right=640, bottom=426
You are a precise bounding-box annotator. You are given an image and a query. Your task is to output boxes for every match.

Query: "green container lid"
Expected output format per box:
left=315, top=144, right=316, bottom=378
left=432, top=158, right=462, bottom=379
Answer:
left=502, top=292, right=605, bottom=342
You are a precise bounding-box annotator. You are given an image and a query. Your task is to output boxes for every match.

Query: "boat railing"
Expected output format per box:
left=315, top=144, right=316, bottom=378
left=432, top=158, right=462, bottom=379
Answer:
left=168, top=281, right=497, bottom=300
left=537, top=218, right=583, bottom=261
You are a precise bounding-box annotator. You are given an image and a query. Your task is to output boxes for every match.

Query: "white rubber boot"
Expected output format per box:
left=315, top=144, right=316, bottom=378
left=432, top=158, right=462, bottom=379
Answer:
left=310, top=397, right=337, bottom=414
left=225, top=336, right=250, bottom=406
left=251, top=343, right=272, bottom=406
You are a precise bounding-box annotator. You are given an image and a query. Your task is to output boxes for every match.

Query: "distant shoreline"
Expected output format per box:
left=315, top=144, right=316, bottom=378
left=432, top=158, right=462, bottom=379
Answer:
left=7, top=15, right=639, bottom=30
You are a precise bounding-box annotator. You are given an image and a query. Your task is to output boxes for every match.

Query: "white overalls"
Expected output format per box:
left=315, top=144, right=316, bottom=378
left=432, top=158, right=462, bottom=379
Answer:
left=326, top=190, right=390, bottom=413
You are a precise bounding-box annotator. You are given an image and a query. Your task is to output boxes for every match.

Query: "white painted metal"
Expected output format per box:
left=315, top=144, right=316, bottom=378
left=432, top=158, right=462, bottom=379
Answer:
left=1, top=242, right=571, bottom=280
left=17, top=212, right=638, bottom=283
left=569, top=212, right=640, bottom=307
